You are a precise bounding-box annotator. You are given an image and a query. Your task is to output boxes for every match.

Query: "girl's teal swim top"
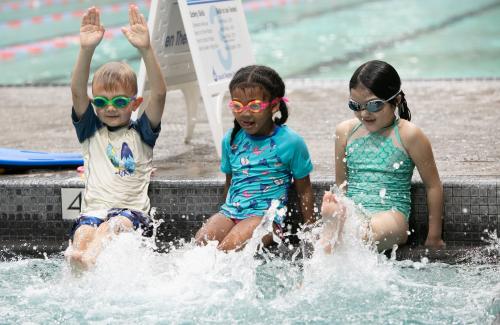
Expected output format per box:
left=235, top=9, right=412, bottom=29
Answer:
left=345, top=118, right=415, bottom=220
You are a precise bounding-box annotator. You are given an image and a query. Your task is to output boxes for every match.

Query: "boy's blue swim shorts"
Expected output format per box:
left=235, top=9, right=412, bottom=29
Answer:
left=69, top=208, right=153, bottom=239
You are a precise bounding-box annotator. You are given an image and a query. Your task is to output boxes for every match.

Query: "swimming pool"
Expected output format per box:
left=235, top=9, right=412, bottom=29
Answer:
left=1, top=227, right=499, bottom=324
left=0, top=175, right=499, bottom=323
left=0, top=0, right=499, bottom=84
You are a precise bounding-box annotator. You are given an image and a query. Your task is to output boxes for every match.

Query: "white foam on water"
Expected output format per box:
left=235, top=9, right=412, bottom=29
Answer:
left=1, top=201, right=499, bottom=323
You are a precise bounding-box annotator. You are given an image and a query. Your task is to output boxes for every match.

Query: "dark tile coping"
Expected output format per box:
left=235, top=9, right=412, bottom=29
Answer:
left=1, top=175, right=499, bottom=263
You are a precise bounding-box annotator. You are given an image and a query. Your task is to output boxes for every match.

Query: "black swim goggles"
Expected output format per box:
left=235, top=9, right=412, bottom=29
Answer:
left=92, top=96, right=136, bottom=109
left=348, top=89, right=401, bottom=113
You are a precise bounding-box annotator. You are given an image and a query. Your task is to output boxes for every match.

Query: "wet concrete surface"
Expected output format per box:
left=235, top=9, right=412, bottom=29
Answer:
left=1, top=79, right=499, bottom=181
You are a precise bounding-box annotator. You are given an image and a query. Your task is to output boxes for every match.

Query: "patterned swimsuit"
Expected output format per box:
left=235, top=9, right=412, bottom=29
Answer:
left=345, top=118, right=415, bottom=221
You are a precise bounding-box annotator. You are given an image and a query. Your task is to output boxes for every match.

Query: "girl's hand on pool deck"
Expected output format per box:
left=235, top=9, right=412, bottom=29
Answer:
left=80, top=7, right=105, bottom=50
left=424, top=237, right=446, bottom=250
left=121, top=5, right=150, bottom=50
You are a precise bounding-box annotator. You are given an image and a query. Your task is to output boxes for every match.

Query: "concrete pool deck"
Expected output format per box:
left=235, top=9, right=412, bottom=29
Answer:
left=0, top=79, right=499, bottom=261
left=1, top=79, right=499, bottom=179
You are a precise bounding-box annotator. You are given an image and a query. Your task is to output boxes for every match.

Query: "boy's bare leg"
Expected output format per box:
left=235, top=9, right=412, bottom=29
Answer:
left=79, top=216, right=134, bottom=268
left=65, top=225, right=97, bottom=270
left=67, top=217, right=133, bottom=270
left=195, top=213, right=234, bottom=246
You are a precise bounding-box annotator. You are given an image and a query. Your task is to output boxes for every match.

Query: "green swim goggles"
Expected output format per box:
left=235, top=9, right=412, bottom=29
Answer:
left=92, top=95, right=136, bottom=109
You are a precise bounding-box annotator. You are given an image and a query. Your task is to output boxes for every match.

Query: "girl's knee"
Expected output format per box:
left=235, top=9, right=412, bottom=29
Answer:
left=194, top=227, right=211, bottom=245
left=368, top=212, right=408, bottom=249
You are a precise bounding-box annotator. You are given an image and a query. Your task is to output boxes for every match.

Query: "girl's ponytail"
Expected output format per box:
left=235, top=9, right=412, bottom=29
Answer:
left=230, top=119, right=242, bottom=145
left=397, top=91, right=411, bottom=121
left=273, top=99, right=289, bottom=126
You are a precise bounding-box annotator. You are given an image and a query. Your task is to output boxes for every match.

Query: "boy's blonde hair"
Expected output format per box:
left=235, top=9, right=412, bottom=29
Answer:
left=92, top=61, right=138, bottom=95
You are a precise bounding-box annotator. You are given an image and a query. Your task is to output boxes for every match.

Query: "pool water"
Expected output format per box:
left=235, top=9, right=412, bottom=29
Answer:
left=1, top=204, right=499, bottom=324
left=0, top=0, right=499, bottom=84
left=1, top=236, right=499, bottom=323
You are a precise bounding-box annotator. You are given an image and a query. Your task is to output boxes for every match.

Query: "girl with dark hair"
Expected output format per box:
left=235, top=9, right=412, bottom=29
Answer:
left=320, top=60, right=445, bottom=253
left=195, top=65, right=315, bottom=251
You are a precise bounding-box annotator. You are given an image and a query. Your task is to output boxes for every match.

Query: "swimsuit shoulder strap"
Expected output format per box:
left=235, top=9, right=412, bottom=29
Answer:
left=393, top=118, right=403, bottom=146
left=346, top=122, right=363, bottom=141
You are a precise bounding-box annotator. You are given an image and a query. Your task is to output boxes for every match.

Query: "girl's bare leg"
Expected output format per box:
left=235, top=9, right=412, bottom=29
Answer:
left=368, top=211, right=408, bottom=252
left=195, top=213, right=235, bottom=245
left=217, top=216, right=279, bottom=252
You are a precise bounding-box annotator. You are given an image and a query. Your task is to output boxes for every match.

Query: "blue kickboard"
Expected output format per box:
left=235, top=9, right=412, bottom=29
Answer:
left=0, top=148, right=83, bottom=167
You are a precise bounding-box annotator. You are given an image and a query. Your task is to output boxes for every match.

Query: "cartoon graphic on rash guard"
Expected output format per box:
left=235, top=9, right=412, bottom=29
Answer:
left=247, top=200, right=258, bottom=209
left=233, top=142, right=251, bottom=155
left=240, top=156, right=250, bottom=166
left=273, top=155, right=283, bottom=167
left=106, top=142, right=136, bottom=176
left=269, top=138, right=276, bottom=150
left=273, top=178, right=285, bottom=186
left=258, top=158, right=269, bottom=167
left=240, top=175, right=262, bottom=186
left=252, top=146, right=264, bottom=155
left=252, top=139, right=276, bottom=155
left=260, top=183, right=271, bottom=192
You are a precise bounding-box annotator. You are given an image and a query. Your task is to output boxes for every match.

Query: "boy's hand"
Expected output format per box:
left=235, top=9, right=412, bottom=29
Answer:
left=80, top=7, right=105, bottom=50
left=121, top=5, right=150, bottom=50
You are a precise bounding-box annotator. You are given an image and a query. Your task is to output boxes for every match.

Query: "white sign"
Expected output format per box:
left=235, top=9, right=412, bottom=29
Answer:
left=139, top=0, right=255, bottom=156
left=138, top=0, right=197, bottom=90
left=179, top=0, right=254, bottom=86
left=61, top=188, right=83, bottom=220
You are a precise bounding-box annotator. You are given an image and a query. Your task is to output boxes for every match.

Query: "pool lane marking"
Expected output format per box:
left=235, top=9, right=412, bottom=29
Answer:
left=0, top=0, right=70, bottom=13
left=0, top=27, right=124, bottom=60
left=289, top=0, right=500, bottom=78
left=0, top=0, right=133, bottom=13
left=0, top=0, right=150, bottom=30
left=248, top=0, right=390, bottom=33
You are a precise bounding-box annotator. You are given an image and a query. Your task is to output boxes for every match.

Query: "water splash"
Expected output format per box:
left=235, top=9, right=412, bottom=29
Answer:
left=243, top=199, right=283, bottom=256
left=0, top=201, right=498, bottom=323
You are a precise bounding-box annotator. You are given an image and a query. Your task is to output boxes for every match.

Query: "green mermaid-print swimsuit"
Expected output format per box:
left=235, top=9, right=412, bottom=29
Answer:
left=345, top=118, right=415, bottom=221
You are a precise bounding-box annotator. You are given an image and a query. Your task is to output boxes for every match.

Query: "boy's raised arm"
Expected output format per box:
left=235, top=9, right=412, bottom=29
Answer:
left=71, top=7, right=105, bottom=119
left=122, top=5, right=167, bottom=129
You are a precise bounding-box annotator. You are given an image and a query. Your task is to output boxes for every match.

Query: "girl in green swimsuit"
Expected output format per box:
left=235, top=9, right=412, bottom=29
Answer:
left=320, top=60, right=445, bottom=253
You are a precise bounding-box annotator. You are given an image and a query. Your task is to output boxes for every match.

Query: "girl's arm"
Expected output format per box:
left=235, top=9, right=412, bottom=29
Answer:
left=403, top=123, right=445, bottom=249
left=294, top=176, right=315, bottom=226
left=335, top=120, right=355, bottom=190
left=223, top=174, right=232, bottom=200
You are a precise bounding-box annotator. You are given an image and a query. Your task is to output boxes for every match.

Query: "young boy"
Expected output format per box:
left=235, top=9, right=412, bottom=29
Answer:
left=65, top=5, right=167, bottom=270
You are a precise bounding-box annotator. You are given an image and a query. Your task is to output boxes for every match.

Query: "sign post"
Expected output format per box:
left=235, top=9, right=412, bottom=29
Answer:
left=138, top=0, right=255, bottom=156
